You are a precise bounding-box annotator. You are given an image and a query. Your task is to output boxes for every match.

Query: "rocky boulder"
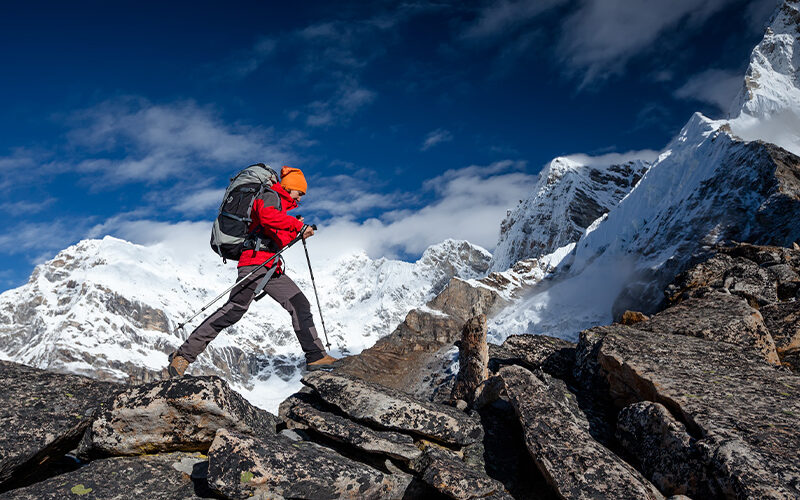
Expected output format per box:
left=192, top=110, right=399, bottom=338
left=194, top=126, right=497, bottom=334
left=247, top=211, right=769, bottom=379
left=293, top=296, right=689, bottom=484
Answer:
left=302, top=371, right=483, bottom=447
left=279, top=391, right=423, bottom=464
left=80, top=376, right=279, bottom=457
left=412, top=447, right=512, bottom=500
left=489, top=334, right=576, bottom=379
left=0, top=361, right=120, bottom=491
left=207, top=428, right=411, bottom=499
left=0, top=452, right=212, bottom=500
left=616, top=401, right=716, bottom=498
left=577, top=325, right=800, bottom=498
left=638, top=292, right=780, bottom=365
left=499, top=365, right=663, bottom=499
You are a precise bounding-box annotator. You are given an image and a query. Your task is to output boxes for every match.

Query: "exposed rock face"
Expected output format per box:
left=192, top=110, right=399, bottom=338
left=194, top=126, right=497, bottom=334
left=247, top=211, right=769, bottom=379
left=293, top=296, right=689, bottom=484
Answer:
left=491, top=334, right=576, bottom=380
left=413, top=448, right=512, bottom=500
left=638, top=292, right=780, bottom=364
left=80, top=376, right=279, bottom=457
left=664, top=242, right=800, bottom=369
left=279, top=391, right=423, bottom=463
left=619, top=310, right=649, bottom=325
left=577, top=325, right=800, bottom=498
left=207, top=428, right=411, bottom=499
left=0, top=361, right=120, bottom=490
left=499, top=365, right=664, bottom=500
left=302, top=371, right=483, bottom=446
left=490, top=157, right=650, bottom=272
left=761, top=300, right=800, bottom=354
left=0, top=452, right=211, bottom=500
left=616, top=401, right=715, bottom=498
left=450, top=315, right=489, bottom=406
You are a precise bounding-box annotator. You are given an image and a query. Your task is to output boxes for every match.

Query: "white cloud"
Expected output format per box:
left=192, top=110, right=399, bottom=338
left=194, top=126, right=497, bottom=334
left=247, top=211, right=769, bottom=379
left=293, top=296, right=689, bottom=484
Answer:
left=308, top=160, right=535, bottom=261
left=82, top=160, right=537, bottom=267
left=0, top=198, right=56, bottom=214
left=557, top=0, right=736, bottom=84
left=64, top=97, right=306, bottom=186
left=302, top=172, right=407, bottom=217
left=745, top=0, right=781, bottom=34
left=0, top=220, right=88, bottom=263
left=305, top=78, right=376, bottom=127
left=226, top=37, right=277, bottom=79
left=562, top=149, right=661, bottom=166
left=462, top=0, right=566, bottom=40
left=172, top=188, right=225, bottom=214
left=421, top=129, right=454, bottom=151
left=674, top=69, right=743, bottom=115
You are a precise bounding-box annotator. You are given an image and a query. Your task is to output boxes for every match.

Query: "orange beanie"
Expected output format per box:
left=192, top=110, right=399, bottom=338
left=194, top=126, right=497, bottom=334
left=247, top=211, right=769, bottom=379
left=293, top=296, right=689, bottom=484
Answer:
left=280, top=166, right=307, bottom=194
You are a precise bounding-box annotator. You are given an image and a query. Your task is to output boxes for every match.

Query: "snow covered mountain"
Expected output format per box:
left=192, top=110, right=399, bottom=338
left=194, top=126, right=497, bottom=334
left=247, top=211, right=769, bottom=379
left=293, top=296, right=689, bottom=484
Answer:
left=490, top=156, right=650, bottom=272
left=488, top=0, right=800, bottom=343
left=0, top=236, right=490, bottom=410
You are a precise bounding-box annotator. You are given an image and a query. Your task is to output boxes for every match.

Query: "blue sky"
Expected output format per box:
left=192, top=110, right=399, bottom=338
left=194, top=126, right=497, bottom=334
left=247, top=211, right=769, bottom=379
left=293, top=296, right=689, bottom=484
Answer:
left=0, top=0, right=778, bottom=290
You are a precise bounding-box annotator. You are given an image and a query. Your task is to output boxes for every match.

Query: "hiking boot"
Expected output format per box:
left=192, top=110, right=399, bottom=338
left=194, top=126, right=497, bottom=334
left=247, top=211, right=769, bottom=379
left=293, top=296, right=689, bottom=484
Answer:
left=167, top=352, right=190, bottom=378
left=306, top=353, right=340, bottom=371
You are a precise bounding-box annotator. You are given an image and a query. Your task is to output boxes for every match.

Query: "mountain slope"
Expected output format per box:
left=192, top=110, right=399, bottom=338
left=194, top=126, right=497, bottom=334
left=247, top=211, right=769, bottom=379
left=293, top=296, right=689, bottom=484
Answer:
left=489, top=0, right=800, bottom=343
left=0, top=236, right=490, bottom=409
left=490, top=157, right=649, bottom=272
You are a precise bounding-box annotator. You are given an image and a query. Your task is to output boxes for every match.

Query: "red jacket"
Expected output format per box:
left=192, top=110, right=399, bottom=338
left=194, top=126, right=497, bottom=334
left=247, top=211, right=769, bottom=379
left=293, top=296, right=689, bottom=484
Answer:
left=238, top=183, right=304, bottom=270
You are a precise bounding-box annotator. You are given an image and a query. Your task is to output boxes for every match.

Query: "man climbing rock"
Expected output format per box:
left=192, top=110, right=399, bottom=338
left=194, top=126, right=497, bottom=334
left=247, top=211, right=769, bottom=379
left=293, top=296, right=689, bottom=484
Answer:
left=167, top=166, right=339, bottom=377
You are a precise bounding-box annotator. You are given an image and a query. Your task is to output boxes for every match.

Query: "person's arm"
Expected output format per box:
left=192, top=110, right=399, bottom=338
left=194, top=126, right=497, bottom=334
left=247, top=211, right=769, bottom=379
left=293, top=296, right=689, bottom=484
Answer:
left=253, top=199, right=304, bottom=232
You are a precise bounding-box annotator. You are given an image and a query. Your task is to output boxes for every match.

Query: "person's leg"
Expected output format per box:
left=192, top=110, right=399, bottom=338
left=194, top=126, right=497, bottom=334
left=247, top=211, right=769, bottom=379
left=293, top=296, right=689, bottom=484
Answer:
left=264, top=273, right=326, bottom=363
left=175, top=265, right=265, bottom=363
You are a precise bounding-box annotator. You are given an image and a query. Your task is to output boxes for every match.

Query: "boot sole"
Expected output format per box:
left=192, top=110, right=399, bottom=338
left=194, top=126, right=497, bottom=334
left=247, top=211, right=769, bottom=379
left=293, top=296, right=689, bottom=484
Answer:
left=305, top=363, right=336, bottom=372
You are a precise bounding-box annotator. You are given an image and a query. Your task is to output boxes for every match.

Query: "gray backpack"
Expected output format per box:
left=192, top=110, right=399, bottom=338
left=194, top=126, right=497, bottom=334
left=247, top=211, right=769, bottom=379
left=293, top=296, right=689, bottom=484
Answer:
left=210, top=163, right=280, bottom=262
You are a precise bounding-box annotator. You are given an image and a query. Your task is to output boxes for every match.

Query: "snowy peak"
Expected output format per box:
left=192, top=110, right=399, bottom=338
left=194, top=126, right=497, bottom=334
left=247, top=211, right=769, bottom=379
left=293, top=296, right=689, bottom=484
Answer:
left=732, top=0, right=800, bottom=119
left=0, top=235, right=491, bottom=412
left=489, top=156, right=649, bottom=272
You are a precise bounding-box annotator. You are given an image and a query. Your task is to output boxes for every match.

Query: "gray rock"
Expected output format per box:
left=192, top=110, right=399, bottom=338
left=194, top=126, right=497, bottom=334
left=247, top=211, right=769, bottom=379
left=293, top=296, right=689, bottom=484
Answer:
left=207, top=428, right=410, bottom=499
left=724, top=258, right=780, bottom=305
left=81, top=375, right=278, bottom=457
left=760, top=300, right=800, bottom=354
left=0, top=452, right=210, bottom=499
left=499, top=365, right=664, bottom=500
left=577, top=325, right=800, bottom=498
left=428, top=277, right=508, bottom=321
left=278, top=392, right=422, bottom=463
left=638, top=292, right=780, bottom=364
left=302, top=371, right=483, bottom=446
left=450, top=315, right=489, bottom=406
left=336, top=307, right=463, bottom=395
left=413, top=448, right=512, bottom=500
left=490, top=334, right=576, bottom=379
left=617, top=401, right=716, bottom=498
left=0, top=361, right=120, bottom=488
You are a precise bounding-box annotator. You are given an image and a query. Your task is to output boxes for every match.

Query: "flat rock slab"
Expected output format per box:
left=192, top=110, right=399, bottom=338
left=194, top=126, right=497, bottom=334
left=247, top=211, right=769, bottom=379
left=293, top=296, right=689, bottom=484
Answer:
left=580, top=325, right=800, bottom=498
left=207, top=428, right=410, bottom=499
left=500, top=365, right=664, bottom=500
left=638, top=292, right=780, bottom=364
left=0, top=452, right=210, bottom=499
left=82, top=376, right=279, bottom=456
left=414, top=448, right=512, bottom=500
left=302, top=371, right=483, bottom=446
left=0, top=361, right=120, bottom=488
left=490, top=334, right=575, bottom=379
left=616, top=401, right=715, bottom=498
left=279, top=392, right=423, bottom=463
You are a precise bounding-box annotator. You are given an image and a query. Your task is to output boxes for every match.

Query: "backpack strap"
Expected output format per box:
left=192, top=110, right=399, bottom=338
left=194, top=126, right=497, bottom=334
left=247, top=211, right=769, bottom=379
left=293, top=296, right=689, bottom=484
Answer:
left=244, top=187, right=283, bottom=255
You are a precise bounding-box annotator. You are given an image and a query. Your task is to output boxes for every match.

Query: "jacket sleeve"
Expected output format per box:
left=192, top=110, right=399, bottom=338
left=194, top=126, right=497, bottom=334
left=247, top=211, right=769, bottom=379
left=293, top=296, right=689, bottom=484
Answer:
left=253, top=199, right=304, bottom=232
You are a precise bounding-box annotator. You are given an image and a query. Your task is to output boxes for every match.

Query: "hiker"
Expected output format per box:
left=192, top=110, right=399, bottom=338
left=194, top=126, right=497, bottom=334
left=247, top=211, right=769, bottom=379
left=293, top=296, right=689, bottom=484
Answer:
left=166, top=166, right=338, bottom=377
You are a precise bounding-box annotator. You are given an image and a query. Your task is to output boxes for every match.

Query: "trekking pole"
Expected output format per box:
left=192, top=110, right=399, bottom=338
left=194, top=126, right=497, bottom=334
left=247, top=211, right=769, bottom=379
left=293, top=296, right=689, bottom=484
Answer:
left=302, top=236, right=332, bottom=350
left=175, top=229, right=311, bottom=331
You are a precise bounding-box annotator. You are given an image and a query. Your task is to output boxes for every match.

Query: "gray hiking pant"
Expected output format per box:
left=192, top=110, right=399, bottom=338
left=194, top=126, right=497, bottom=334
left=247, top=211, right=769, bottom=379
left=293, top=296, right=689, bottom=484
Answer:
left=176, top=265, right=326, bottom=364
